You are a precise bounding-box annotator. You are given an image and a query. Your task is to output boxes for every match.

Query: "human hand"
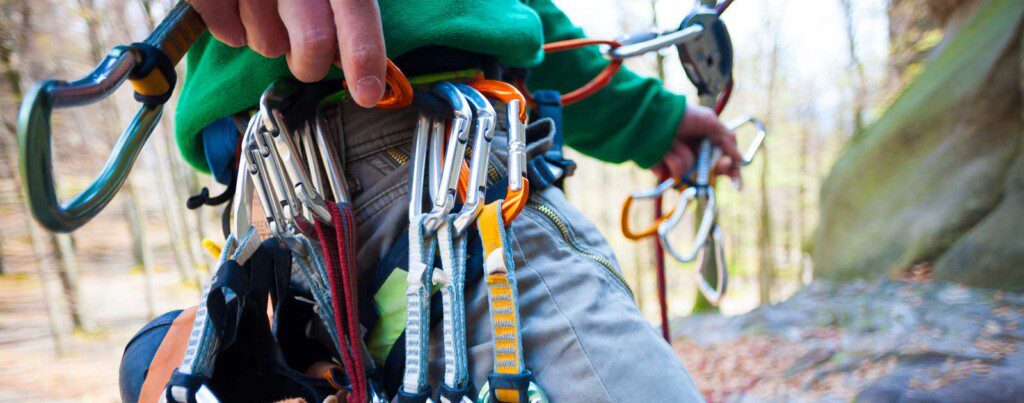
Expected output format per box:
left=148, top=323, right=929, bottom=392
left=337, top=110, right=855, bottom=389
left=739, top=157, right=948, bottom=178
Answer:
left=187, top=0, right=387, bottom=107
left=651, top=104, right=744, bottom=187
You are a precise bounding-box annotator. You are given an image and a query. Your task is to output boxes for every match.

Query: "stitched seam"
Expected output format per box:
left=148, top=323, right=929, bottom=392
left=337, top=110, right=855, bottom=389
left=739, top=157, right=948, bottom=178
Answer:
left=346, top=129, right=416, bottom=161
left=512, top=212, right=616, bottom=401
left=355, top=181, right=408, bottom=223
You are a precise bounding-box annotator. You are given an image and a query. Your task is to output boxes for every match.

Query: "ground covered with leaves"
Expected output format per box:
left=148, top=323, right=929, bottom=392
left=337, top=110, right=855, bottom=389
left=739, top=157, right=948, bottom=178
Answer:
left=673, top=279, right=1024, bottom=402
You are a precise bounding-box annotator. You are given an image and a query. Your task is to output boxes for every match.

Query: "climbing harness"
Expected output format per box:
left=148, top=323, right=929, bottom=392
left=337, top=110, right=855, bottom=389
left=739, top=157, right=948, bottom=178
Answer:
left=20, top=0, right=769, bottom=398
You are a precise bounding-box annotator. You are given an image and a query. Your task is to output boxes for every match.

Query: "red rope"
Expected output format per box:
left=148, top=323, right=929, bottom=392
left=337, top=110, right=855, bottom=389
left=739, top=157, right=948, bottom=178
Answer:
left=653, top=193, right=670, bottom=342
left=315, top=201, right=366, bottom=403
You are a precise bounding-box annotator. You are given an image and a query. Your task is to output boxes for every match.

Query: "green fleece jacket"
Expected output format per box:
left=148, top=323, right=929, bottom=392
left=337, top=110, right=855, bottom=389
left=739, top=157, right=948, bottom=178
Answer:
left=176, top=0, right=685, bottom=172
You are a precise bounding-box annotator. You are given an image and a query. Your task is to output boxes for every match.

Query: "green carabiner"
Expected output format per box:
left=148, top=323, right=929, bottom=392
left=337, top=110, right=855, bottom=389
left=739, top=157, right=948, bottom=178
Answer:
left=18, top=1, right=204, bottom=233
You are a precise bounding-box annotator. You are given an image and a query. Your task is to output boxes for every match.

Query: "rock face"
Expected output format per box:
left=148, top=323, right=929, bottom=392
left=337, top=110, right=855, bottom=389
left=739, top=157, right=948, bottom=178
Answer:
left=812, top=0, right=1024, bottom=290
left=673, top=280, right=1024, bottom=402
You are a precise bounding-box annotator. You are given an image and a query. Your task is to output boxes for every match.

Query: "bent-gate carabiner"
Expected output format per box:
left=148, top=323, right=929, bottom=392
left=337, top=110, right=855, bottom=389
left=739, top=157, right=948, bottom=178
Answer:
left=19, top=2, right=204, bottom=233
left=423, top=82, right=472, bottom=233
left=451, top=85, right=496, bottom=234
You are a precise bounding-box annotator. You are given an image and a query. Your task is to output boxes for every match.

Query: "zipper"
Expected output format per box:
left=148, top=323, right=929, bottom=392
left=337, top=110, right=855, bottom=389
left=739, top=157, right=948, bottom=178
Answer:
left=384, top=146, right=409, bottom=165
left=524, top=202, right=634, bottom=297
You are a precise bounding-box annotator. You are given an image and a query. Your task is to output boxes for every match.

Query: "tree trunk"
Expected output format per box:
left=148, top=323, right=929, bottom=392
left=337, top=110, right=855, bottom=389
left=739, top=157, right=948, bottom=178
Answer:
left=839, top=0, right=868, bottom=139
left=126, top=181, right=157, bottom=318
left=797, top=125, right=812, bottom=284
left=758, top=10, right=781, bottom=305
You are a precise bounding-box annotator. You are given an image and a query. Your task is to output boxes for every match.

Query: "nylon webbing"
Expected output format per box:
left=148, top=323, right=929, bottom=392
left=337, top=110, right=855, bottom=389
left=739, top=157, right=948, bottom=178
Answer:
left=436, top=217, right=470, bottom=393
left=289, top=235, right=343, bottom=354
left=177, top=228, right=258, bottom=376
left=168, top=228, right=259, bottom=402
left=478, top=202, right=527, bottom=403
left=402, top=214, right=436, bottom=395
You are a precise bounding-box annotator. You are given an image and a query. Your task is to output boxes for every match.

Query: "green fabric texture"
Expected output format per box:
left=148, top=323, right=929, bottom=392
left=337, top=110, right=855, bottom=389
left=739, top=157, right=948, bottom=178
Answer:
left=175, top=0, right=685, bottom=172
left=366, top=269, right=409, bottom=365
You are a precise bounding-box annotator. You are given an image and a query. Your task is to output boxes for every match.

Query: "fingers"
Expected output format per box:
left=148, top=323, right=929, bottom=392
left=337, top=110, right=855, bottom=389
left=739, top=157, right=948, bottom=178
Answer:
left=187, top=0, right=245, bottom=47
left=330, top=0, right=387, bottom=107
left=661, top=140, right=696, bottom=182
left=239, top=0, right=288, bottom=57
left=279, top=0, right=338, bottom=82
left=708, top=121, right=744, bottom=169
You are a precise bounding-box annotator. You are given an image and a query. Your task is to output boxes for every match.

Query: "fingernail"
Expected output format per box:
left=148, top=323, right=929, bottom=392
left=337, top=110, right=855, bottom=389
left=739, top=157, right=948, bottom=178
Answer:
left=732, top=177, right=742, bottom=190
left=353, top=76, right=384, bottom=107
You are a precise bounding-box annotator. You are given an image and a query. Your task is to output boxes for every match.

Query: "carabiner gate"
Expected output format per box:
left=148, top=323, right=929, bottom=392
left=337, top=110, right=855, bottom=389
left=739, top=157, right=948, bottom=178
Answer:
left=423, top=82, right=473, bottom=233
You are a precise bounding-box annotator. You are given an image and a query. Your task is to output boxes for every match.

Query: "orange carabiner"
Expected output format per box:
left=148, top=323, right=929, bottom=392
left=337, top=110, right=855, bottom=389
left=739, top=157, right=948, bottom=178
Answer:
left=343, top=59, right=413, bottom=110
left=621, top=195, right=677, bottom=240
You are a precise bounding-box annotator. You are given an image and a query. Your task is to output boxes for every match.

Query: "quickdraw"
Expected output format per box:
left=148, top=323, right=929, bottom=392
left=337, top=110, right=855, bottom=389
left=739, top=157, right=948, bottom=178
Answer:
left=17, top=0, right=413, bottom=233
left=399, top=82, right=471, bottom=402
left=469, top=83, right=539, bottom=403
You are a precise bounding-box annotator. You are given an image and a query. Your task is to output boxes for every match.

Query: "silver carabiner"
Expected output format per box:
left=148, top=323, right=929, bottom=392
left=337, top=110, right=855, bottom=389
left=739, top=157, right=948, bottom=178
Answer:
left=727, top=115, right=767, bottom=166
left=313, top=110, right=351, bottom=204
left=408, top=114, right=434, bottom=218
left=242, top=114, right=287, bottom=237
left=695, top=224, right=728, bottom=305
left=451, top=84, right=496, bottom=234
left=264, top=114, right=332, bottom=224
left=657, top=187, right=716, bottom=262
left=423, top=82, right=472, bottom=233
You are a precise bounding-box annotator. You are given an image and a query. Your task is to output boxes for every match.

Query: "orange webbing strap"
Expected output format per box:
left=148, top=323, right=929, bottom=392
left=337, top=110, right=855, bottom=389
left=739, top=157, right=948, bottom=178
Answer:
left=139, top=306, right=199, bottom=403
left=478, top=203, right=522, bottom=402
left=516, top=39, right=623, bottom=108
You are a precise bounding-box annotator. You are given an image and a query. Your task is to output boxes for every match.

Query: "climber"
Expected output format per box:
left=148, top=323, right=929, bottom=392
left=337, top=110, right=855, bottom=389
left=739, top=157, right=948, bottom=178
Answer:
left=123, top=0, right=745, bottom=401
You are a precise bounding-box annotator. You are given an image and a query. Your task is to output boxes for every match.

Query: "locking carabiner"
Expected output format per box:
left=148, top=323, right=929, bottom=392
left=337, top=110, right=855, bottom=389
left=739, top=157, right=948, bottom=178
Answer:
left=466, top=80, right=531, bottom=223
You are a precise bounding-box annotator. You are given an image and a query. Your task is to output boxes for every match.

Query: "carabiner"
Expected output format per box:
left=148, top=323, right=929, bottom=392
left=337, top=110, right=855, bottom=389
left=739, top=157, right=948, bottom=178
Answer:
left=408, top=114, right=435, bottom=218
left=656, top=187, right=717, bottom=262
left=728, top=115, right=767, bottom=166
left=466, top=80, right=531, bottom=223
left=18, top=2, right=203, bottom=233
left=620, top=179, right=680, bottom=240
left=695, top=224, right=728, bottom=305
left=451, top=84, right=496, bottom=234
left=313, top=111, right=350, bottom=204
left=423, top=82, right=472, bottom=233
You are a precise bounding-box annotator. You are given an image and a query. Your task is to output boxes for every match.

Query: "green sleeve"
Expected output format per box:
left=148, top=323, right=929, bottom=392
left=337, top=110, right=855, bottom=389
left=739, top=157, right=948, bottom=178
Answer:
left=525, top=0, right=686, bottom=168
